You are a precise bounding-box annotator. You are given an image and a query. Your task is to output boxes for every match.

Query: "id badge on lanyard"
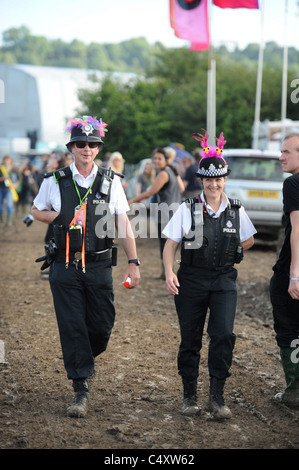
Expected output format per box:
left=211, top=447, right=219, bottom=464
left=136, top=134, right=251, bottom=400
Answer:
left=66, top=201, right=87, bottom=272
left=74, top=205, right=84, bottom=226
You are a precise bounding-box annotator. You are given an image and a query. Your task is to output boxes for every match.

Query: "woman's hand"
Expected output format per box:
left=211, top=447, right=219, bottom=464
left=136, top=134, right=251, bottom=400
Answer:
left=165, top=272, right=180, bottom=295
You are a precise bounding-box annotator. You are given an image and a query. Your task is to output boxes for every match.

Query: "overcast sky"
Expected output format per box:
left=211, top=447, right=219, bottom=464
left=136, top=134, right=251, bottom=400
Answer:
left=1, top=0, right=299, bottom=50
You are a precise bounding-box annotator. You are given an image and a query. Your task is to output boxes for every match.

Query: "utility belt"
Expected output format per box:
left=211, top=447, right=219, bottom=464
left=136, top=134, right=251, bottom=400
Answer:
left=180, top=260, right=235, bottom=274
left=36, top=243, right=117, bottom=272
left=57, top=246, right=118, bottom=268
left=57, top=248, right=113, bottom=263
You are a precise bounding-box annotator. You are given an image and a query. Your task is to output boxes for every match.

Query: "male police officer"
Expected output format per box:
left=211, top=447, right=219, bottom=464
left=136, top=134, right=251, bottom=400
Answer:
left=270, top=133, right=299, bottom=408
left=32, top=116, right=140, bottom=417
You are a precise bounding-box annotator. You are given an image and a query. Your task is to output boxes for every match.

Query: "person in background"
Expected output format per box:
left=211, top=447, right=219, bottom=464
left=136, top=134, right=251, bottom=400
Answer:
left=182, top=147, right=203, bottom=199
left=0, top=154, right=20, bottom=226
left=64, top=152, right=73, bottom=166
left=129, top=147, right=184, bottom=279
left=181, top=155, right=193, bottom=178
left=164, top=146, right=181, bottom=177
left=44, top=152, right=66, bottom=244
left=18, top=160, right=39, bottom=215
left=100, top=151, right=111, bottom=169
left=46, top=151, right=65, bottom=173
left=163, top=130, right=256, bottom=419
left=107, top=151, right=128, bottom=193
left=270, top=133, right=299, bottom=409
left=136, top=159, right=156, bottom=210
left=31, top=116, right=140, bottom=418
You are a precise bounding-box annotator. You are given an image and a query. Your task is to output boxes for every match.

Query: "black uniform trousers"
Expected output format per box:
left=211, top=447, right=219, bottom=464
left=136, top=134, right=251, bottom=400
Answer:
left=174, top=264, right=237, bottom=382
left=270, top=270, right=299, bottom=348
left=49, top=257, right=115, bottom=380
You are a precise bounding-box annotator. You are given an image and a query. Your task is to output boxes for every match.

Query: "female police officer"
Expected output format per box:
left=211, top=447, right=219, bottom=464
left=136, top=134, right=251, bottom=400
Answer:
left=162, top=130, right=256, bottom=419
left=32, top=116, right=140, bottom=418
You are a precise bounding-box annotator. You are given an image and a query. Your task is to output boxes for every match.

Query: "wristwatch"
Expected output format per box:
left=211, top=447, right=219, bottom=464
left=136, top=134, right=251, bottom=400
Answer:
left=128, top=258, right=141, bottom=266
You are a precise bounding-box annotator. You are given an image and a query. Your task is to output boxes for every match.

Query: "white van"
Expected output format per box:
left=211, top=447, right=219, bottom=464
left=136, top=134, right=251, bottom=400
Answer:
left=223, top=149, right=286, bottom=242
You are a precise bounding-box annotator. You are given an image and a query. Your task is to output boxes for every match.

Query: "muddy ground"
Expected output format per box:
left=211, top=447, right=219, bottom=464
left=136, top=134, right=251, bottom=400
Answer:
left=0, top=216, right=298, bottom=452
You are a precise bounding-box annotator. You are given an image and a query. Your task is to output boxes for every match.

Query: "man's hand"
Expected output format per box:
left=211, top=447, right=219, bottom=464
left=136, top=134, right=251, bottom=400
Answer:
left=122, top=264, right=140, bottom=289
left=288, top=279, right=299, bottom=300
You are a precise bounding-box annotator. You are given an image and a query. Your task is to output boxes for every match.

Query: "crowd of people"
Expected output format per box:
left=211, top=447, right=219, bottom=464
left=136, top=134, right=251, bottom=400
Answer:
left=2, top=116, right=299, bottom=421
left=0, top=142, right=201, bottom=229
left=0, top=151, right=74, bottom=226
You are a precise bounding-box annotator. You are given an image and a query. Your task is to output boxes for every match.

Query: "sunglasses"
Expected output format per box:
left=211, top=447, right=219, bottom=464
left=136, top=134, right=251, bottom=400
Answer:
left=75, top=142, right=100, bottom=149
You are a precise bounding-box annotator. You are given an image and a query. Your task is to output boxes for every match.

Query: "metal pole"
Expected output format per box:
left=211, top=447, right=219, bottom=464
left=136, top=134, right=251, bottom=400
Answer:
left=253, top=0, right=264, bottom=149
left=206, top=0, right=216, bottom=141
left=281, top=0, right=289, bottom=141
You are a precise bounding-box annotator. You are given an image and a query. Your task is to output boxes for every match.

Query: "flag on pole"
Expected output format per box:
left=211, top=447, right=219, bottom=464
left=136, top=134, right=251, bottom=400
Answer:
left=212, top=0, right=259, bottom=8
left=169, top=0, right=210, bottom=51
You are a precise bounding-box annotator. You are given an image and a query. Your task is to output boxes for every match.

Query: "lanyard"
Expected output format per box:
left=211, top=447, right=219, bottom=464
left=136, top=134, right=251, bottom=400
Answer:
left=73, top=173, right=96, bottom=206
left=65, top=201, right=87, bottom=272
left=65, top=174, right=96, bottom=272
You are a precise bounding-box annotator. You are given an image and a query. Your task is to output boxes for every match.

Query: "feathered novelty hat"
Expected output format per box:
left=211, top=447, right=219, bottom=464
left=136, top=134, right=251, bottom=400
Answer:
left=65, top=116, right=108, bottom=151
left=192, top=129, right=230, bottom=178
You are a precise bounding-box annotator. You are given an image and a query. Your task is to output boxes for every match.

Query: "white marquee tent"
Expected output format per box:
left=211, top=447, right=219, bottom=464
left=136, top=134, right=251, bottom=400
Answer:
left=0, top=63, right=136, bottom=156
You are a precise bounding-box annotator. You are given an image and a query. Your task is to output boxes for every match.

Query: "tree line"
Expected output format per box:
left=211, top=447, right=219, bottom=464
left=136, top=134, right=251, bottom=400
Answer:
left=77, top=48, right=299, bottom=161
left=1, top=27, right=299, bottom=162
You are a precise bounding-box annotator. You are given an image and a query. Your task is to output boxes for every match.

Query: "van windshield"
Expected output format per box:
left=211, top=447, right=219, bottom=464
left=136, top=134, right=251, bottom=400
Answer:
left=225, top=157, right=285, bottom=181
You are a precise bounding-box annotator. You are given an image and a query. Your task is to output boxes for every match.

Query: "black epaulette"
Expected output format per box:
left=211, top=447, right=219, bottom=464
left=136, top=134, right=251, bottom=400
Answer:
left=43, top=171, right=53, bottom=179
left=43, top=166, right=72, bottom=181
left=184, top=195, right=202, bottom=231
left=229, top=198, right=241, bottom=208
left=43, top=165, right=119, bottom=183
left=98, top=166, right=122, bottom=179
left=184, top=195, right=201, bottom=205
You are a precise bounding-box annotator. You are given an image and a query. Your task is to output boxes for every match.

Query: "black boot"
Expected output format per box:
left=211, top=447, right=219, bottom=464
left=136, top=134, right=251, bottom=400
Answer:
left=207, top=377, right=232, bottom=419
left=274, top=348, right=299, bottom=408
left=67, top=379, right=89, bottom=418
left=181, top=378, right=200, bottom=416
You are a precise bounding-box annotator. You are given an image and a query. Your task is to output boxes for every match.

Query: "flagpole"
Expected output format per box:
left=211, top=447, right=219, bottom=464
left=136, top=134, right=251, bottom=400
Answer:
left=281, top=0, right=289, bottom=140
left=207, top=0, right=216, bottom=141
left=253, top=0, right=265, bottom=149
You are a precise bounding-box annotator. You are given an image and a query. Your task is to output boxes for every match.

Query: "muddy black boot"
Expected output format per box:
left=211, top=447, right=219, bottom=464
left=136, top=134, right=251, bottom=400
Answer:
left=181, top=378, right=200, bottom=416
left=207, top=377, right=232, bottom=419
left=67, top=379, right=89, bottom=418
left=274, top=348, right=299, bottom=408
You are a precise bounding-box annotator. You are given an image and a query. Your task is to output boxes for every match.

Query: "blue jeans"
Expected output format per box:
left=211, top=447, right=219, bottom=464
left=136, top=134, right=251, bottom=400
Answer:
left=0, top=187, right=14, bottom=214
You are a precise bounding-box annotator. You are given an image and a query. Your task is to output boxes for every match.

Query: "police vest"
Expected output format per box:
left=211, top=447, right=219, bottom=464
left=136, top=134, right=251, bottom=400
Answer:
left=180, top=197, right=243, bottom=270
left=46, top=166, right=115, bottom=253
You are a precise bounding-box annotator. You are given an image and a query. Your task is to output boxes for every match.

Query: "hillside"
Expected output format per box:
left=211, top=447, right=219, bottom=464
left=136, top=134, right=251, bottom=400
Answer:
left=1, top=26, right=299, bottom=74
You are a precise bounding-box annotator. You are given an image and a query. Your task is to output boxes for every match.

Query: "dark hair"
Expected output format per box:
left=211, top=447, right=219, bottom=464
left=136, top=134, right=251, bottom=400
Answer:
left=192, top=147, right=202, bottom=162
left=152, top=146, right=180, bottom=176
left=152, top=147, right=168, bottom=160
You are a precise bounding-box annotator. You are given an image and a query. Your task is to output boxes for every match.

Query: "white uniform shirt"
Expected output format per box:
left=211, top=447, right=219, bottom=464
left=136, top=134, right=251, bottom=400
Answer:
left=33, top=163, right=129, bottom=215
left=162, top=192, right=257, bottom=243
